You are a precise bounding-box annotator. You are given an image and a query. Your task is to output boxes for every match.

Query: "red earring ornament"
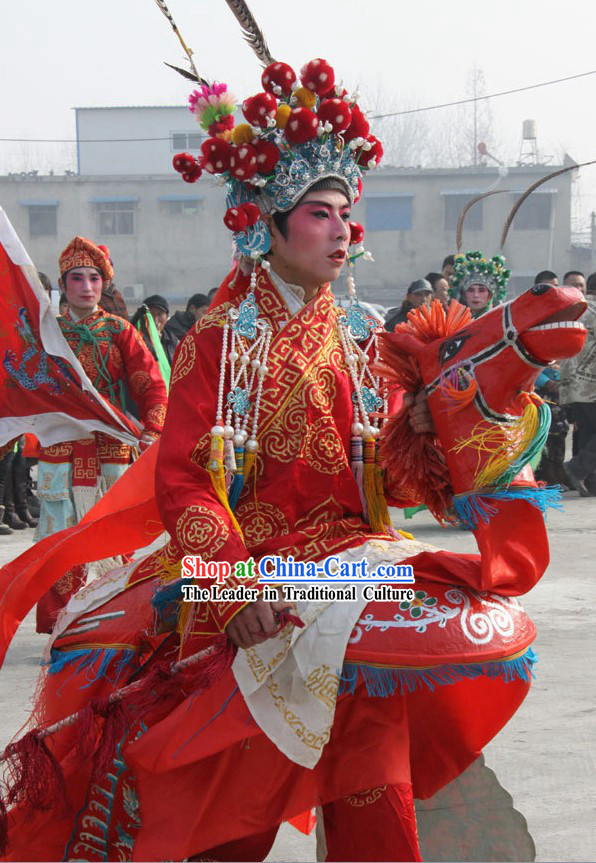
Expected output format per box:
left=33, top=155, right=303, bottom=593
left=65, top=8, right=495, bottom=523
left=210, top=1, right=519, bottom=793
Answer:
left=224, top=207, right=249, bottom=232
left=349, top=222, right=365, bottom=245
left=241, top=202, right=262, bottom=227
left=223, top=203, right=261, bottom=233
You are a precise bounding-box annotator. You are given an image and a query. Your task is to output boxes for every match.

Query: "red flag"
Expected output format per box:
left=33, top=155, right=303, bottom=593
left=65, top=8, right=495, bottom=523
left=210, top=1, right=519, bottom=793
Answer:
left=0, top=441, right=163, bottom=667
left=0, top=207, right=140, bottom=448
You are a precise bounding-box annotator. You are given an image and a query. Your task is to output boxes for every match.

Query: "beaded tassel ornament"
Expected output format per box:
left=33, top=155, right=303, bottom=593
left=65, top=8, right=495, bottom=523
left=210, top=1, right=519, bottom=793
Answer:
left=338, top=228, right=391, bottom=534
left=209, top=268, right=273, bottom=530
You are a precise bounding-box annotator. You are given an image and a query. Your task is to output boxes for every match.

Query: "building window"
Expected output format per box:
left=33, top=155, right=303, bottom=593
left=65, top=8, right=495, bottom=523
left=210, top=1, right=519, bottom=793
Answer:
left=444, top=194, right=483, bottom=231
left=97, top=201, right=136, bottom=235
left=28, top=205, right=57, bottom=237
left=511, top=193, right=553, bottom=230
left=160, top=199, right=200, bottom=216
left=366, top=196, right=413, bottom=231
left=171, top=131, right=203, bottom=151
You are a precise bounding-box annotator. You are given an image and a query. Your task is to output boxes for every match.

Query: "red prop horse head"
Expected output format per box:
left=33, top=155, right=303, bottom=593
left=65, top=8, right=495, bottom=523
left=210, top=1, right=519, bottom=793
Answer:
left=378, top=285, right=586, bottom=522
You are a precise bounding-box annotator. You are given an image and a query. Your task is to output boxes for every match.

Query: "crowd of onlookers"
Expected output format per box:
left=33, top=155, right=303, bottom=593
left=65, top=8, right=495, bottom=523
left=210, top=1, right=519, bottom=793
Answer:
left=3, top=248, right=596, bottom=539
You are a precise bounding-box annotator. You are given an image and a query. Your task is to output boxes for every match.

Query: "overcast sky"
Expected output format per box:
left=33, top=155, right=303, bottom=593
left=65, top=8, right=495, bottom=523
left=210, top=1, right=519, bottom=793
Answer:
left=2, top=0, right=596, bottom=232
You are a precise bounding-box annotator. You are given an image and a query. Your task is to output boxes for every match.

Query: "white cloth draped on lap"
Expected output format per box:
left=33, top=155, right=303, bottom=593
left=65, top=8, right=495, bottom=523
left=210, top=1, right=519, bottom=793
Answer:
left=232, top=536, right=437, bottom=768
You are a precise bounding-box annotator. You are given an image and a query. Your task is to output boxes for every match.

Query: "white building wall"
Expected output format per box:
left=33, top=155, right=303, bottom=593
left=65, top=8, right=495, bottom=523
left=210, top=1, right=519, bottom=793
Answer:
left=0, top=164, right=574, bottom=311
left=0, top=174, right=231, bottom=304
left=76, top=107, right=202, bottom=176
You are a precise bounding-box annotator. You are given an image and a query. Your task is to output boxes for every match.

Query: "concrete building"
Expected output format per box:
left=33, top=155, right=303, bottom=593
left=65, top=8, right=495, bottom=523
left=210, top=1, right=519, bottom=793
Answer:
left=356, top=161, right=575, bottom=304
left=0, top=106, right=580, bottom=309
left=75, top=106, right=202, bottom=177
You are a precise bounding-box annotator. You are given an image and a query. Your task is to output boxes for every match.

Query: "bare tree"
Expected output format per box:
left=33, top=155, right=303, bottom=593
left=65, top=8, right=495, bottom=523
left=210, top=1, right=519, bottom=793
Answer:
left=365, top=65, right=500, bottom=170
left=364, top=81, right=432, bottom=168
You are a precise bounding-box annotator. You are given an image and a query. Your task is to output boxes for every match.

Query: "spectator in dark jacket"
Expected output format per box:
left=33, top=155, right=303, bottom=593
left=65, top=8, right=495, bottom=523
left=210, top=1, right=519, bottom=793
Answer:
left=385, top=279, right=433, bottom=332
left=164, top=293, right=210, bottom=342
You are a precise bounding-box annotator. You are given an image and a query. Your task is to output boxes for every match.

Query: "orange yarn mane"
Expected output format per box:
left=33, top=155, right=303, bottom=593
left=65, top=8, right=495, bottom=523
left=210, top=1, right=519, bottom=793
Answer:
left=377, top=301, right=472, bottom=521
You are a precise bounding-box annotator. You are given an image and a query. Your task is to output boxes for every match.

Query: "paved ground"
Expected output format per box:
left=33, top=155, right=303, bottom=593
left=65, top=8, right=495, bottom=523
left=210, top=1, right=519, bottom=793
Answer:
left=1, top=493, right=595, bottom=861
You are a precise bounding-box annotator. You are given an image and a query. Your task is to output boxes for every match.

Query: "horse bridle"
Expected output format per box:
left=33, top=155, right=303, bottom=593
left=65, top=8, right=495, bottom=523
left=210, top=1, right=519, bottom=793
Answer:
left=424, top=303, right=545, bottom=423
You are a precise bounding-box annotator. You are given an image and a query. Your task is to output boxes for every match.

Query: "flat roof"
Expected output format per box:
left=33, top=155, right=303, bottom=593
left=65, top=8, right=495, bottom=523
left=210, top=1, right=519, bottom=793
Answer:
left=74, top=105, right=187, bottom=111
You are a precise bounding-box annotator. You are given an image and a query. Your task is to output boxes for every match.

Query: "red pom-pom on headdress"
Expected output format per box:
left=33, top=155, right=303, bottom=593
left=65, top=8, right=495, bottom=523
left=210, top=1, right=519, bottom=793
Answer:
left=317, top=98, right=352, bottom=134
left=357, top=135, right=384, bottom=168
left=229, top=144, right=258, bottom=180
left=262, top=62, right=297, bottom=97
left=284, top=108, right=319, bottom=144
left=201, top=138, right=232, bottom=174
left=243, top=92, right=277, bottom=128
left=254, top=139, right=280, bottom=174
left=343, top=105, right=370, bottom=142
left=172, top=152, right=197, bottom=174
left=181, top=162, right=202, bottom=183
left=300, top=59, right=335, bottom=95
left=349, top=221, right=365, bottom=245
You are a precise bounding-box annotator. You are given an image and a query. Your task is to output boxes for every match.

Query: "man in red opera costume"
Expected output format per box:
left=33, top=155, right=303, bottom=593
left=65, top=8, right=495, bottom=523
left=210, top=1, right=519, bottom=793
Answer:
left=34, top=236, right=167, bottom=633
left=0, top=40, right=588, bottom=863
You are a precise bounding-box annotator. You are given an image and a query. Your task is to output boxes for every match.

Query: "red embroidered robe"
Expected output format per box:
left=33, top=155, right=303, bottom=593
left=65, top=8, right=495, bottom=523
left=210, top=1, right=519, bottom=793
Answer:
left=40, top=308, right=168, bottom=466
left=152, top=269, right=406, bottom=635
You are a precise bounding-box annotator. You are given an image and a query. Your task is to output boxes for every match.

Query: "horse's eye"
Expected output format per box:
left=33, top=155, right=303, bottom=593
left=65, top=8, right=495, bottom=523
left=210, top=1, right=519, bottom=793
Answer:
left=439, top=335, right=469, bottom=365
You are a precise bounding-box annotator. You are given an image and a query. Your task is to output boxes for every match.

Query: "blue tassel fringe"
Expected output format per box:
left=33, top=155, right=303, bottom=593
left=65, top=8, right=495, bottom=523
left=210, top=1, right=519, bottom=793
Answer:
left=338, top=647, right=537, bottom=698
left=228, top=474, right=245, bottom=511
left=47, top=647, right=136, bottom=687
left=151, top=577, right=194, bottom=627
left=453, top=485, right=563, bottom=530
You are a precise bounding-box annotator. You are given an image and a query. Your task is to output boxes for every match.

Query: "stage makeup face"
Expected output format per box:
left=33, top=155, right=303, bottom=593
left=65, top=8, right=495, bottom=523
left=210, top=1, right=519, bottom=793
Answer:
left=63, top=267, right=103, bottom=317
left=268, top=189, right=351, bottom=297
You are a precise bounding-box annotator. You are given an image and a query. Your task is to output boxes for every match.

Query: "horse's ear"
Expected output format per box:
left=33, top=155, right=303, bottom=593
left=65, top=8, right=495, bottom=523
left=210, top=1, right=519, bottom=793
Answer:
left=379, top=330, right=425, bottom=360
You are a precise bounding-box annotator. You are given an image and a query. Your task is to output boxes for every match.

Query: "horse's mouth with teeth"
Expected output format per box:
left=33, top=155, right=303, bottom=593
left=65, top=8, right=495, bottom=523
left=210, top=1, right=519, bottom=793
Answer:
left=519, top=301, right=587, bottom=363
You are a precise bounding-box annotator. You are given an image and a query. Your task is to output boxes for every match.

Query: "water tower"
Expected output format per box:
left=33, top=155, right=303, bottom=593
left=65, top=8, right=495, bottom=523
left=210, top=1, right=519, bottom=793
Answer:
left=518, top=119, right=539, bottom=165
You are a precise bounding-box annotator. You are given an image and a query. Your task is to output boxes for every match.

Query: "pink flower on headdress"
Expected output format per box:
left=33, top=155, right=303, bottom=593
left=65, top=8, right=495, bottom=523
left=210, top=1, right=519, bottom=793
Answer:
left=188, top=82, right=236, bottom=116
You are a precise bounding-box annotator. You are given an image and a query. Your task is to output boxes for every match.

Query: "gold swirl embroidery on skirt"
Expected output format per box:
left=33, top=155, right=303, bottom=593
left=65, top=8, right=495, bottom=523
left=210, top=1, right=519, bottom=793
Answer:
left=344, top=786, right=388, bottom=807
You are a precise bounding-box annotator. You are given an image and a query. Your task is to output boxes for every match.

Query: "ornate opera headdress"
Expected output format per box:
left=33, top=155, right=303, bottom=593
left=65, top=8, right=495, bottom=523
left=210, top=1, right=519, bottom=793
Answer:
left=157, top=0, right=383, bottom=263
left=448, top=251, right=511, bottom=310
